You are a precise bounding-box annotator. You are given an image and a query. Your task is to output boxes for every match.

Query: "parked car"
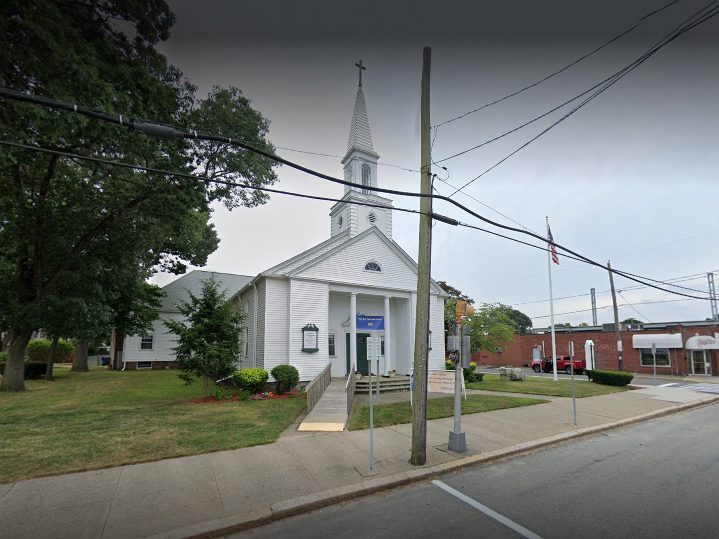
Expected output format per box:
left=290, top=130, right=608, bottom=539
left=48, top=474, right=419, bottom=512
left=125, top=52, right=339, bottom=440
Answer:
left=531, top=356, right=585, bottom=375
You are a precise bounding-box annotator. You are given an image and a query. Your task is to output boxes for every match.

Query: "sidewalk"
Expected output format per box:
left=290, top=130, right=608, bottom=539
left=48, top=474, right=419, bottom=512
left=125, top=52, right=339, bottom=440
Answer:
left=1, top=384, right=717, bottom=539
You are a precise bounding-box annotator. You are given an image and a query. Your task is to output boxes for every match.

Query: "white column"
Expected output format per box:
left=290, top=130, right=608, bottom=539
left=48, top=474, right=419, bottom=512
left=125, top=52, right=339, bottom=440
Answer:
left=384, top=296, right=391, bottom=375
left=350, top=293, right=357, bottom=374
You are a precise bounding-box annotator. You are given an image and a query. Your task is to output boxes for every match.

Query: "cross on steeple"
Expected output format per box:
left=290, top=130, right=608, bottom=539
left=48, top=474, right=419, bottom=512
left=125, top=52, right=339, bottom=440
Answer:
left=355, top=60, right=366, bottom=87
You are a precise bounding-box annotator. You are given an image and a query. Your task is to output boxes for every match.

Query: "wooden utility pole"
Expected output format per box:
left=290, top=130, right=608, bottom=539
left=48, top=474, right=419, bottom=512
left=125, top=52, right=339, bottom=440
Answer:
left=608, top=260, right=624, bottom=371
left=411, top=46, right=432, bottom=466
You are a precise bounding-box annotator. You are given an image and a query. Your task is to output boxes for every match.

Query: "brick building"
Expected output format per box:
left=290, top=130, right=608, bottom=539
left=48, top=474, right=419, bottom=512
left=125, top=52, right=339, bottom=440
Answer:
left=471, top=321, right=718, bottom=377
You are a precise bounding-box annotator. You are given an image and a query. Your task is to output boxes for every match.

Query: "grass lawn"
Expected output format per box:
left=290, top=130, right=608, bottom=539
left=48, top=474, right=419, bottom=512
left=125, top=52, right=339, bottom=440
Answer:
left=0, top=366, right=306, bottom=484
left=466, top=373, right=630, bottom=397
left=348, top=394, right=548, bottom=430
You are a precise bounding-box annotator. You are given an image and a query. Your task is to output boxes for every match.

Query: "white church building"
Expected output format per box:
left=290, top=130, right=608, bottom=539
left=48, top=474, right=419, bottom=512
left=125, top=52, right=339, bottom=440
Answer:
left=120, top=74, right=448, bottom=381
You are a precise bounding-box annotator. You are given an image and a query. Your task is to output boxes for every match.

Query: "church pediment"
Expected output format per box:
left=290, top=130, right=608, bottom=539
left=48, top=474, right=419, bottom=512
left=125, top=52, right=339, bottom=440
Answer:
left=287, top=228, right=445, bottom=295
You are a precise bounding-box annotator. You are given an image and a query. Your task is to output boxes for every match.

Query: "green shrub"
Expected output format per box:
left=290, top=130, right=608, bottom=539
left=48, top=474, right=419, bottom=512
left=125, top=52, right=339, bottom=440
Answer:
left=237, top=390, right=251, bottom=401
left=465, top=371, right=484, bottom=383
left=586, top=369, right=633, bottom=386
left=445, top=359, right=454, bottom=370
left=26, top=339, right=74, bottom=362
left=0, top=361, right=47, bottom=379
left=233, top=368, right=268, bottom=394
left=0, top=352, right=8, bottom=362
left=271, top=364, right=300, bottom=394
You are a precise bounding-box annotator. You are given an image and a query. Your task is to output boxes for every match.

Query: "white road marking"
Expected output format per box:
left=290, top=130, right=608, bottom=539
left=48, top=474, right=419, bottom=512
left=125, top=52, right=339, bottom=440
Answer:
left=432, top=480, right=545, bottom=539
left=659, top=383, right=678, bottom=387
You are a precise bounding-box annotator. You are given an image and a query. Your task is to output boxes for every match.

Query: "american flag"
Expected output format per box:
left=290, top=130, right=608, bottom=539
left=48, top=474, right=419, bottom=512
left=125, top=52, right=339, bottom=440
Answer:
left=548, top=225, right=559, bottom=265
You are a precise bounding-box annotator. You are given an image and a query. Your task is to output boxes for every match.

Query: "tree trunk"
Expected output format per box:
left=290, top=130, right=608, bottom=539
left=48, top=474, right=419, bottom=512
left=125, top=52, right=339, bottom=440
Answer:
left=71, top=341, right=90, bottom=372
left=1, top=329, right=32, bottom=392
left=203, top=375, right=211, bottom=398
left=45, top=335, right=59, bottom=381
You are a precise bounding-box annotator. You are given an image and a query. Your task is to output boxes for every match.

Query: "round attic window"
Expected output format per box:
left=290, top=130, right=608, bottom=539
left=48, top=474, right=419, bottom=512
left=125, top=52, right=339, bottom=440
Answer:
left=367, top=211, right=377, bottom=225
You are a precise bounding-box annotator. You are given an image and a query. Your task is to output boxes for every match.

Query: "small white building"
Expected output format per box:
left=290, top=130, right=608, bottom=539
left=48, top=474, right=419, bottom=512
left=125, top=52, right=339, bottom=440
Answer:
left=115, top=271, right=252, bottom=370
left=118, top=75, right=448, bottom=380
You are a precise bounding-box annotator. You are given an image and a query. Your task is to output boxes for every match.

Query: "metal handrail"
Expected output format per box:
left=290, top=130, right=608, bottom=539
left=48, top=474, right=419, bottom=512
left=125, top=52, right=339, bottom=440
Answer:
left=346, top=363, right=357, bottom=420
left=305, top=364, right=332, bottom=414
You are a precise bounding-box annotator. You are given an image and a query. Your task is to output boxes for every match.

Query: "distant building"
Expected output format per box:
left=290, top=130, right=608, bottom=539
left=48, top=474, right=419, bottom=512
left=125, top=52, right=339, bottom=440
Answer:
left=472, top=321, right=719, bottom=376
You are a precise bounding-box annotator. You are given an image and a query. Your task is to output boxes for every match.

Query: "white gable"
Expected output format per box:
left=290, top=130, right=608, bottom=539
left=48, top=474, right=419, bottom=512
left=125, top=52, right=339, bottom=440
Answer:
left=291, top=229, right=423, bottom=292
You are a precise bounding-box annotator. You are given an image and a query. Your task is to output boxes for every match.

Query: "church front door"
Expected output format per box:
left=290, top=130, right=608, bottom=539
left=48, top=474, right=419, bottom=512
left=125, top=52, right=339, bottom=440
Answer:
left=346, top=333, right=370, bottom=375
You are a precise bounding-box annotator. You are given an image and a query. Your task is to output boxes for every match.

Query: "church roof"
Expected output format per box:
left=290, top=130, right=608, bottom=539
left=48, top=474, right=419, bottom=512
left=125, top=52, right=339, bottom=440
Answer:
left=263, top=229, right=351, bottom=275
left=344, top=87, right=379, bottom=160
left=158, top=270, right=252, bottom=311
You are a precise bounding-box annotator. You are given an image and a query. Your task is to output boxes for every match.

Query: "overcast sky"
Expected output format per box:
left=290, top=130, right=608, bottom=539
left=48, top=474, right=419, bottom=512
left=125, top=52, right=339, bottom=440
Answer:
left=152, top=0, right=719, bottom=328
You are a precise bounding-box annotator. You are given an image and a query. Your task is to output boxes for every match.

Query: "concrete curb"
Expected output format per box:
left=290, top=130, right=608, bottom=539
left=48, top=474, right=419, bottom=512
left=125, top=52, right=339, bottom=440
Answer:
left=145, top=394, right=719, bottom=539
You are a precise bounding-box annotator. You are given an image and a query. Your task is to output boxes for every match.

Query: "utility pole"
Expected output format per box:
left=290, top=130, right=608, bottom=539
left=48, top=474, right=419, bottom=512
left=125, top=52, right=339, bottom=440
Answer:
left=590, top=287, right=597, bottom=326
left=608, top=260, right=623, bottom=371
left=708, top=273, right=718, bottom=320
left=411, top=46, right=432, bottom=466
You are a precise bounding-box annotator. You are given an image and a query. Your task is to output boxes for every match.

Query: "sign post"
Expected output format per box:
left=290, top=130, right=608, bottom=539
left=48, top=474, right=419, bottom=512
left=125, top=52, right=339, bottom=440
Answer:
left=367, top=336, right=377, bottom=473
left=569, top=341, right=577, bottom=426
left=652, top=343, right=657, bottom=387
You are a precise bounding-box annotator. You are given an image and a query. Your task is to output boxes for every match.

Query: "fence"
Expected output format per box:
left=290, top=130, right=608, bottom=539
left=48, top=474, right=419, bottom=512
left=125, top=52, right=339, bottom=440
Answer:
left=305, top=363, right=332, bottom=414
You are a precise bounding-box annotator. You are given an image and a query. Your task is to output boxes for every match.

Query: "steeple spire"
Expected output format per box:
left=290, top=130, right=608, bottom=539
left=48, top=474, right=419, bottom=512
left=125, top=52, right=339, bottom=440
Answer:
left=346, top=65, right=378, bottom=158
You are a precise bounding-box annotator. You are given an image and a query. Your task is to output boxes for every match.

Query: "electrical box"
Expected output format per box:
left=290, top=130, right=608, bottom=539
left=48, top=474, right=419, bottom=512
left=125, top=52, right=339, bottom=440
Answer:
left=447, top=335, right=460, bottom=352
left=461, top=335, right=471, bottom=368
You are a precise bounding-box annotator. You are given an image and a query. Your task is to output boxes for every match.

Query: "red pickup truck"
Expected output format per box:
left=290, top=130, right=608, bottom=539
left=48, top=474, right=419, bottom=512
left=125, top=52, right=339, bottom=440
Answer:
left=531, top=356, right=585, bottom=375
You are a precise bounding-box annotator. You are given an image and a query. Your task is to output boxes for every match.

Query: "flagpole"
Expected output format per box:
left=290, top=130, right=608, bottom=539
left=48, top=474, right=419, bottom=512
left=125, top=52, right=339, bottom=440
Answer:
left=546, top=217, right=558, bottom=381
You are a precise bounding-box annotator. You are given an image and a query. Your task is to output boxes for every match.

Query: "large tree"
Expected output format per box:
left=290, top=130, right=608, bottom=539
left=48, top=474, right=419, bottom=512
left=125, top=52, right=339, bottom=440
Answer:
left=466, top=303, right=518, bottom=354
left=0, top=1, right=278, bottom=391
left=437, top=281, right=474, bottom=341
left=164, top=277, right=244, bottom=397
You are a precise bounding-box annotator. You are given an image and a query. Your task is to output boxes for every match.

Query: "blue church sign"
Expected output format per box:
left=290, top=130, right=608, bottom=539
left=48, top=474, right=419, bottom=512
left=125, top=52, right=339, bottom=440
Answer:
left=357, top=315, right=385, bottom=331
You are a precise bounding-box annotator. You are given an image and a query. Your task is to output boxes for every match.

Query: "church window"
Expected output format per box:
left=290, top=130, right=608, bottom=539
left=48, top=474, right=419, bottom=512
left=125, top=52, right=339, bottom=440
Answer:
left=364, top=261, right=381, bottom=272
left=328, top=332, right=336, bottom=357
left=367, top=211, right=377, bottom=225
left=361, top=164, right=371, bottom=193
left=338, top=215, right=343, bottom=228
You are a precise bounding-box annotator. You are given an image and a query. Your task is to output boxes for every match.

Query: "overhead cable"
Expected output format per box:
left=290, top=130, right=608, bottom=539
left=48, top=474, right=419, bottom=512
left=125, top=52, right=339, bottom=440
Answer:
left=0, top=88, right=712, bottom=300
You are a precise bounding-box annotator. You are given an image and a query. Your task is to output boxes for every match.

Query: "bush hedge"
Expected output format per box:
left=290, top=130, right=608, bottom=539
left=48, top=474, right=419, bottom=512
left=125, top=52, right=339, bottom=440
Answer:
left=586, top=369, right=634, bottom=386
left=446, top=359, right=482, bottom=382
left=26, top=339, right=74, bottom=362
left=0, top=361, right=47, bottom=379
left=270, top=365, right=300, bottom=394
left=233, top=367, right=269, bottom=394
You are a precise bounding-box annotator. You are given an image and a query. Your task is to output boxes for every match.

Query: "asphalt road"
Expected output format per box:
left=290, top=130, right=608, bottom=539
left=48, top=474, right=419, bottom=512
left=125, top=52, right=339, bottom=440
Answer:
left=230, top=402, right=719, bottom=539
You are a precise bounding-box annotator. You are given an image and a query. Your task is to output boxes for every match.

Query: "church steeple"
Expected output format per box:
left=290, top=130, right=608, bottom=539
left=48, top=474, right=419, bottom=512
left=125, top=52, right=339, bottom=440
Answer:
left=330, top=60, right=394, bottom=240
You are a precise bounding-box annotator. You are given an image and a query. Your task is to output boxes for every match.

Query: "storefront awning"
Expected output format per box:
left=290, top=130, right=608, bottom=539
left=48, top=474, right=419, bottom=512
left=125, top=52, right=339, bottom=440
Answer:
left=632, top=334, right=683, bottom=349
left=685, top=334, right=719, bottom=350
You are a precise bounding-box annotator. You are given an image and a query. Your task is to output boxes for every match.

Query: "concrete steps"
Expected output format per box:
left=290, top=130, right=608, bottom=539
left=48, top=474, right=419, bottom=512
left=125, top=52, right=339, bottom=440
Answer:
left=354, top=376, right=411, bottom=394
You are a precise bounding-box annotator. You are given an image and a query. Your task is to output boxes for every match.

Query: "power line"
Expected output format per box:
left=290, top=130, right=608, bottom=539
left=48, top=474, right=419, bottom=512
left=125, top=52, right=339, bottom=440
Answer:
left=530, top=297, right=698, bottom=321
left=617, top=290, right=653, bottom=323
left=446, top=1, right=719, bottom=196
left=433, top=1, right=682, bottom=129
left=0, top=140, right=432, bottom=220
left=434, top=24, right=632, bottom=130
left=1, top=88, right=712, bottom=301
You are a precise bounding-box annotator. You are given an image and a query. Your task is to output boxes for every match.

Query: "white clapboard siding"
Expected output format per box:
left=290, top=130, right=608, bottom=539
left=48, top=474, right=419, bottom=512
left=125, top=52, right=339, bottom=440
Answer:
left=289, top=279, right=329, bottom=381
left=263, top=277, right=288, bottom=374
left=428, top=295, right=446, bottom=372
left=295, top=232, right=417, bottom=290
left=123, top=315, right=183, bottom=362
left=255, top=279, right=267, bottom=369
left=236, top=289, right=254, bottom=371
